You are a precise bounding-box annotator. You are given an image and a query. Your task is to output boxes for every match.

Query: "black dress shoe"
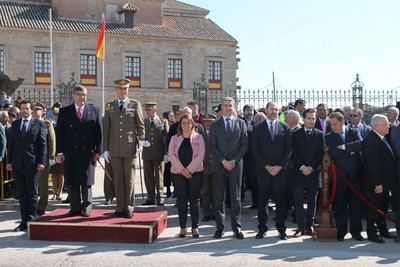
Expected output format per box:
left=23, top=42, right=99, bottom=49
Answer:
left=352, top=234, right=365, bottom=241
left=65, top=210, right=81, bottom=217
left=214, top=230, right=224, bottom=239
left=234, top=231, right=244, bottom=239
left=125, top=212, right=133, bottom=219
left=279, top=232, right=287, bottom=240
left=104, top=200, right=110, bottom=205
left=249, top=204, right=258, bottom=209
left=368, top=236, right=385, bottom=243
left=142, top=200, right=155, bottom=206
left=82, top=211, right=91, bottom=217
left=337, top=236, right=344, bottom=242
left=37, top=209, right=45, bottom=216
left=255, top=231, right=266, bottom=239
left=381, top=232, right=396, bottom=239
left=293, top=228, right=304, bottom=237
left=157, top=201, right=165, bottom=206
left=304, top=227, right=313, bottom=236
left=14, top=223, right=27, bottom=232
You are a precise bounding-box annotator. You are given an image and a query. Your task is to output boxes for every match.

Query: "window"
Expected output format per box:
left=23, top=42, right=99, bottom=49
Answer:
left=208, top=61, right=222, bottom=90
left=0, top=50, right=4, bottom=73
left=168, top=59, right=182, bottom=89
left=125, top=56, right=141, bottom=88
left=34, top=52, right=51, bottom=85
left=80, top=54, right=96, bottom=86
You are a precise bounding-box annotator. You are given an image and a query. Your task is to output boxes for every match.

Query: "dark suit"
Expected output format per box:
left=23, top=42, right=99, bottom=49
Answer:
left=241, top=117, right=257, bottom=206
left=315, top=117, right=331, bottom=134
left=363, top=131, right=398, bottom=238
left=56, top=104, right=102, bottom=214
left=348, top=123, right=372, bottom=141
left=8, top=117, right=47, bottom=224
left=210, top=117, right=248, bottom=233
left=292, top=127, right=324, bottom=229
left=325, top=127, right=363, bottom=238
left=252, top=120, right=291, bottom=234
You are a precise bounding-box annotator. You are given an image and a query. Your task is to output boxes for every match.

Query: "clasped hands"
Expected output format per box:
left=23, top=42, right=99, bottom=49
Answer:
left=301, top=166, right=314, bottom=176
left=265, top=165, right=283, bottom=176
left=181, top=168, right=192, bottom=179
left=222, top=159, right=236, bottom=171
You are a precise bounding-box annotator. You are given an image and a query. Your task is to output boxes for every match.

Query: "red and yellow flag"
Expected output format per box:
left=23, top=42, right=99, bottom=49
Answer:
left=96, top=15, right=105, bottom=61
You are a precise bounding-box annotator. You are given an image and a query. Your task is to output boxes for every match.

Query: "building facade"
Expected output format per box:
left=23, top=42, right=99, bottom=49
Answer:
left=0, top=0, right=238, bottom=112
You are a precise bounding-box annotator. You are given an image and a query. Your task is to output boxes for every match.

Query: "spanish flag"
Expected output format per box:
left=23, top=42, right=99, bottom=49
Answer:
left=96, top=15, right=105, bottom=61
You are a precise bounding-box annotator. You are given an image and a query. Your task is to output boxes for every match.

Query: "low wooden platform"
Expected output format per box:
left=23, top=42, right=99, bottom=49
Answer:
left=28, top=209, right=168, bottom=244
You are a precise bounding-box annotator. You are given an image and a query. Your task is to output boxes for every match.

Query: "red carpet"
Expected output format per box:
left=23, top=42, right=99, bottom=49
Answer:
left=28, top=209, right=168, bottom=243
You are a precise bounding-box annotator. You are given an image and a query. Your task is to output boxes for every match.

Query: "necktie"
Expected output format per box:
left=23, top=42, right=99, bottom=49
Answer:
left=226, top=118, right=232, bottom=137
left=21, top=119, right=28, bottom=136
left=270, top=121, right=275, bottom=141
left=150, top=118, right=154, bottom=127
left=76, top=106, right=82, bottom=121
left=119, top=101, right=123, bottom=112
left=306, top=129, right=312, bottom=136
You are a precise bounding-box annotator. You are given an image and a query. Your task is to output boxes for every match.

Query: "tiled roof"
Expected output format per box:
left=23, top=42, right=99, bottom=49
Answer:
left=0, top=1, right=236, bottom=42
left=164, top=0, right=209, bottom=14
left=121, top=2, right=138, bottom=12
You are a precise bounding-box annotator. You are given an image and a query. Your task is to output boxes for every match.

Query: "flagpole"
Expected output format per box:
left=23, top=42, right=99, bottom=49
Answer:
left=101, top=13, right=105, bottom=116
left=49, top=8, right=54, bottom=108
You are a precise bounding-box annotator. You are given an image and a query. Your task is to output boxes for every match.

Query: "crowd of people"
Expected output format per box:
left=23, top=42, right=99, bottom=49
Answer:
left=4, top=80, right=400, bottom=245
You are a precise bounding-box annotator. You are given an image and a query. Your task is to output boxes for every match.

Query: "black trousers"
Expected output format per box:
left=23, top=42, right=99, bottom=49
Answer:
left=294, top=185, right=318, bottom=228
left=334, top=178, right=362, bottom=238
left=14, top=168, right=40, bottom=223
left=243, top=153, right=258, bottom=206
left=70, top=184, right=92, bottom=213
left=256, top=170, right=288, bottom=233
left=172, top=172, right=203, bottom=229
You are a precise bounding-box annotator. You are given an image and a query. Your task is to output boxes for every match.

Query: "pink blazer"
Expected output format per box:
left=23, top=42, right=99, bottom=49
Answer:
left=168, top=132, right=205, bottom=175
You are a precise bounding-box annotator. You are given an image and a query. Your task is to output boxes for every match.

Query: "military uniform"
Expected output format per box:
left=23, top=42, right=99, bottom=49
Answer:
left=103, top=79, right=145, bottom=216
left=35, top=102, right=56, bottom=215
left=142, top=103, right=169, bottom=205
left=201, top=114, right=216, bottom=221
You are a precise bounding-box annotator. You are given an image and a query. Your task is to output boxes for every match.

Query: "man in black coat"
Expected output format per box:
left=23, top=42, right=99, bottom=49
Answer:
left=56, top=85, right=102, bottom=217
left=292, top=108, right=324, bottom=236
left=252, top=102, right=292, bottom=240
left=325, top=112, right=364, bottom=241
left=7, top=100, right=47, bottom=231
left=315, top=103, right=331, bottom=134
left=363, top=114, right=398, bottom=243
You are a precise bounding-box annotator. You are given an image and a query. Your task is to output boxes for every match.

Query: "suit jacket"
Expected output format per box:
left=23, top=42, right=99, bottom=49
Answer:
left=168, top=132, right=205, bottom=174
left=56, top=103, right=102, bottom=185
left=103, top=98, right=145, bottom=157
left=0, top=123, right=6, bottom=161
left=143, top=115, right=169, bottom=161
left=363, top=131, right=397, bottom=191
left=348, top=122, right=371, bottom=141
left=8, top=118, right=47, bottom=170
left=325, top=127, right=362, bottom=179
left=252, top=120, right=292, bottom=171
left=315, top=117, right=331, bottom=134
left=203, top=130, right=214, bottom=175
left=210, top=117, right=248, bottom=165
left=292, top=127, right=324, bottom=188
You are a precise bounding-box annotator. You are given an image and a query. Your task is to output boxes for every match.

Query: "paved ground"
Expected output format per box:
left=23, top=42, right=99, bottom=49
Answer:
left=1, top=161, right=400, bottom=266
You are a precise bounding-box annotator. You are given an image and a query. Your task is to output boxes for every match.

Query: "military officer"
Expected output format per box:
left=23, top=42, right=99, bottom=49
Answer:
left=142, top=102, right=169, bottom=206
left=102, top=79, right=145, bottom=218
left=32, top=102, right=56, bottom=216
left=201, top=113, right=216, bottom=221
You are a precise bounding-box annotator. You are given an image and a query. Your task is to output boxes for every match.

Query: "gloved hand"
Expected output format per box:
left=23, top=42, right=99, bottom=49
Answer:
left=143, top=140, right=151, bottom=148
left=101, top=151, right=111, bottom=163
left=164, top=155, right=169, bottom=163
left=49, top=159, right=56, bottom=166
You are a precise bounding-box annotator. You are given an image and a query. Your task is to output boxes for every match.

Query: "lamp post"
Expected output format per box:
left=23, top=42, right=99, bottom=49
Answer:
left=193, top=73, right=209, bottom=114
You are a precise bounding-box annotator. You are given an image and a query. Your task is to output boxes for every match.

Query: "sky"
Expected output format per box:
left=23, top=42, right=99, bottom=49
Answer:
left=185, top=0, right=400, bottom=91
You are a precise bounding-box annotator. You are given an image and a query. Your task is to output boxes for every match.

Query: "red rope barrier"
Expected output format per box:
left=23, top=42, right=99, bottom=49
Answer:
left=331, top=163, right=398, bottom=225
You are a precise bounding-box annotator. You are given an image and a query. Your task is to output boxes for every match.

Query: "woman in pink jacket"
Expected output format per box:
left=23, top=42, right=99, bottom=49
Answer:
left=168, top=114, right=205, bottom=238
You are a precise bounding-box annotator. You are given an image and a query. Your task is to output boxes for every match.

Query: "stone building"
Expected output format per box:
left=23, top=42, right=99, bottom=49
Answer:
left=0, top=0, right=238, bottom=113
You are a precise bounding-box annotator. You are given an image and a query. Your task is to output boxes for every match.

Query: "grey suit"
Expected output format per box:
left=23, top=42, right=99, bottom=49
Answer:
left=210, top=117, right=248, bottom=233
